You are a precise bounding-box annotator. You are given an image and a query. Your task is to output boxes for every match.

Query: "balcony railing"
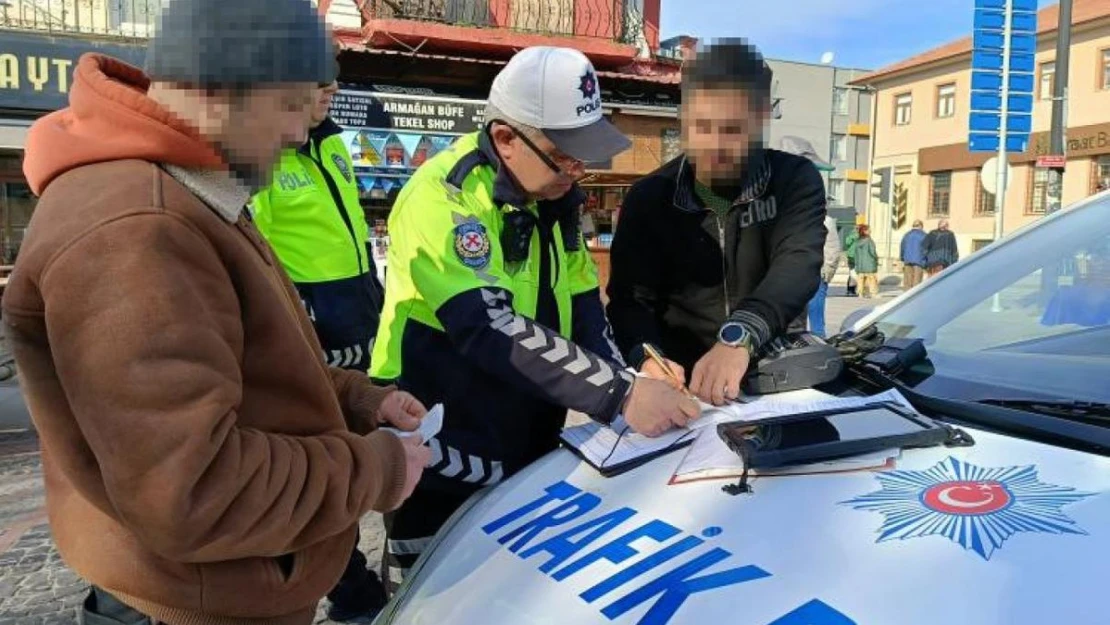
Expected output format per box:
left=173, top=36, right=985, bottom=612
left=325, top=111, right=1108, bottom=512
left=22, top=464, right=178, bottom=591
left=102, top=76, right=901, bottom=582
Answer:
left=0, top=0, right=159, bottom=39
left=368, top=0, right=638, bottom=43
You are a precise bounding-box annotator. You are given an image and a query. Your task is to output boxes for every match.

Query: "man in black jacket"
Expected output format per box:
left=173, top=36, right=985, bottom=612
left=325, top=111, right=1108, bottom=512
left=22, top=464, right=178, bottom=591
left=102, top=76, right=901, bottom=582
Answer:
left=606, top=40, right=827, bottom=406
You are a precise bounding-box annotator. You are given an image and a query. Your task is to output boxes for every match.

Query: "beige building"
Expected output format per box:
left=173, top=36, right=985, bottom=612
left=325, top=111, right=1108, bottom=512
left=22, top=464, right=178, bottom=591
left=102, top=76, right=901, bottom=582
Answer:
left=853, top=0, right=1110, bottom=268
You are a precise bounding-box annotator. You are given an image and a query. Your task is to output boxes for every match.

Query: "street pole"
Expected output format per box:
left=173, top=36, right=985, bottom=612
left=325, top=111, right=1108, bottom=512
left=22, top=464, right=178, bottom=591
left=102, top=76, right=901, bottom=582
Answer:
left=989, top=0, right=1014, bottom=313
left=1046, top=0, right=1072, bottom=216
left=992, top=0, right=1012, bottom=243
left=884, top=165, right=894, bottom=273
left=1040, top=0, right=1072, bottom=304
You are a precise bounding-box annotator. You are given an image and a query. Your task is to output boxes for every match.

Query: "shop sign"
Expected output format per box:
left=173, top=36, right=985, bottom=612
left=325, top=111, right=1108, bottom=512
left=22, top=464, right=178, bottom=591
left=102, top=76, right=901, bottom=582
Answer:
left=0, top=31, right=145, bottom=111
left=1026, top=125, right=1110, bottom=160
left=331, top=89, right=486, bottom=134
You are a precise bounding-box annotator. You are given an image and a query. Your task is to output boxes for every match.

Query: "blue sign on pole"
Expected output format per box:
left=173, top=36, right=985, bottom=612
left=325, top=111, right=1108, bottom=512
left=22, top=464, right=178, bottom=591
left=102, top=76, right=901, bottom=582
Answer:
left=968, top=0, right=1039, bottom=154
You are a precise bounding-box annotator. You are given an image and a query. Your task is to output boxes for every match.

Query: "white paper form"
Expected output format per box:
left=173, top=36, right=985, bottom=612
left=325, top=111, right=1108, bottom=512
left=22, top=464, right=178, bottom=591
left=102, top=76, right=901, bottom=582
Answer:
left=560, top=418, right=697, bottom=471
left=382, top=403, right=444, bottom=442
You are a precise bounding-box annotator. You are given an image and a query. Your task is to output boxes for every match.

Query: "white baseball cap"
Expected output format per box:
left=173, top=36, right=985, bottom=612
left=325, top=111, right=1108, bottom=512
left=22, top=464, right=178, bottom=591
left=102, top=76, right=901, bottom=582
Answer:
left=488, top=46, right=631, bottom=164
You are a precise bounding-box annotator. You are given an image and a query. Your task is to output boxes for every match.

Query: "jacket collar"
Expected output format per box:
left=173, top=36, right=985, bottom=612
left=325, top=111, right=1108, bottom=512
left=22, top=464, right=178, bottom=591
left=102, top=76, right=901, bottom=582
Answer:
left=672, top=152, right=773, bottom=213
left=163, top=165, right=251, bottom=223
left=298, top=117, right=343, bottom=157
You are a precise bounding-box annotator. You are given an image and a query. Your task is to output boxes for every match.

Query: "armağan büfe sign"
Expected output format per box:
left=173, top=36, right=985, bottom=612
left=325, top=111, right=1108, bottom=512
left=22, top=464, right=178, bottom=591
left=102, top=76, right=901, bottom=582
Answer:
left=331, top=89, right=486, bottom=134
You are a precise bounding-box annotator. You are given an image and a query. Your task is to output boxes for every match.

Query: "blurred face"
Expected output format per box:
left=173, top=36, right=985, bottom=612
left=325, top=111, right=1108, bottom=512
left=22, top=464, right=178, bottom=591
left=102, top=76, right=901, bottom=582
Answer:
left=682, top=87, right=768, bottom=185
left=913, top=220, right=924, bottom=229
left=939, top=220, right=950, bottom=231
left=490, top=122, right=586, bottom=201
left=311, top=81, right=339, bottom=127
left=215, top=84, right=316, bottom=189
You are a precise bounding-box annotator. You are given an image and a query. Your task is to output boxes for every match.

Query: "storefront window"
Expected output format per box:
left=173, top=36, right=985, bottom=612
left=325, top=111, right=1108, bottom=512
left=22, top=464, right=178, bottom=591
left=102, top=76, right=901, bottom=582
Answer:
left=1029, top=167, right=1050, bottom=215
left=1093, top=156, right=1110, bottom=195
left=0, top=154, right=35, bottom=264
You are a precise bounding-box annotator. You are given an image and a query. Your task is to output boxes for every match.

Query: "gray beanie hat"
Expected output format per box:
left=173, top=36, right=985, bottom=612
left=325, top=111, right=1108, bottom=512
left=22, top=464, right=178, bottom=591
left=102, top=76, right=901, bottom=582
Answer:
left=145, top=0, right=337, bottom=88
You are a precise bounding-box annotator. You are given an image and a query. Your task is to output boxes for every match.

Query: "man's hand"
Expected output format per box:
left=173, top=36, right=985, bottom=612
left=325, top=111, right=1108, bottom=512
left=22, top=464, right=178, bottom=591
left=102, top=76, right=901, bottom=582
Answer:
left=639, top=357, right=686, bottom=391
left=622, top=378, right=701, bottom=437
left=691, top=343, right=751, bottom=406
left=376, top=391, right=427, bottom=431
left=391, top=435, right=432, bottom=511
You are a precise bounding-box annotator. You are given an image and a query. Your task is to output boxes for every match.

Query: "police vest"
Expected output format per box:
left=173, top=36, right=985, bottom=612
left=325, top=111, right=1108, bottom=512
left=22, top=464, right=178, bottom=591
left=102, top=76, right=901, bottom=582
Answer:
left=251, top=118, right=369, bottom=284
left=253, top=118, right=382, bottom=372
left=370, top=131, right=624, bottom=488
left=371, top=131, right=600, bottom=382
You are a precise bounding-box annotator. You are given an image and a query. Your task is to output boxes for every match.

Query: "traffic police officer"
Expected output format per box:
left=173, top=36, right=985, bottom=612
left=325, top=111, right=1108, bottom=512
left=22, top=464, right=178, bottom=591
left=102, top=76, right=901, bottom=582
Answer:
left=252, top=80, right=414, bottom=622
left=252, top=80, right=384, bottom=372
left=370, top=47, right=699, bottom=586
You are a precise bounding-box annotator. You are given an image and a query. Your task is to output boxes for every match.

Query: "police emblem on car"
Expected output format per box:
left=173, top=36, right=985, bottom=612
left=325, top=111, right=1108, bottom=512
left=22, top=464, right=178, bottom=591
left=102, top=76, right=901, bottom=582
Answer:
left=331, top=153, right=352, bottom=183
left=455, top=221, right=492, bottom=269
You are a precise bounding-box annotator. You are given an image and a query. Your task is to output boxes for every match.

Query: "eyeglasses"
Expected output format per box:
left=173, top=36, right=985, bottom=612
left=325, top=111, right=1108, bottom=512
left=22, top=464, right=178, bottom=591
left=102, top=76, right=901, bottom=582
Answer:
left=493, top=120, right=586, bottom=179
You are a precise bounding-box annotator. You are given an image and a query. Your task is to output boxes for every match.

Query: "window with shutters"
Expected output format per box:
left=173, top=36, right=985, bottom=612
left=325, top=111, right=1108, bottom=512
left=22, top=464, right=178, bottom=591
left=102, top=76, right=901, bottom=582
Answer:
left=936, top=83, right=956, bottom=118
left=894, top=93, right=912, bottom=126
left=1039, top=61, right=1055, bottom=100
left=929, top=172, right=951, bottom=217
left=1028, top=167, right=1049, bottom=215
left=975, top=171, right=996, bottom=216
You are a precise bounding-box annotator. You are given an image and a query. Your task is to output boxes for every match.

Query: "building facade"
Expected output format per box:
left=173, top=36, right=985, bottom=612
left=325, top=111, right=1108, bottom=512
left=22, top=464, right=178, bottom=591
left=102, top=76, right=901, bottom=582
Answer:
left=0, top=0, right=152, bottom=263
left=853, top=0, right=1110, bottom=268
left=767, top=59, right=873, bottom=227
left=324, top=0, right=681, bottom=283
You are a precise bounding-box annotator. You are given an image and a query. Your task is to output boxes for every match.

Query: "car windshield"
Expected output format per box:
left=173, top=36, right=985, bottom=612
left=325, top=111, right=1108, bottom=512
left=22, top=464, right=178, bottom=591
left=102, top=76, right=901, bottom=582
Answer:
left=872, top=194, right=1110, bottom=405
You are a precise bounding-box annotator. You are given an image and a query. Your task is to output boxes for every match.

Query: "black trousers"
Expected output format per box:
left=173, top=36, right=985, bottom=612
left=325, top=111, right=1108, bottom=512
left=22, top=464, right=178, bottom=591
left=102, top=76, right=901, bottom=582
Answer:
left=326, top=529, right=387, bottom=614
left=381, top=485, right=475, bottom=593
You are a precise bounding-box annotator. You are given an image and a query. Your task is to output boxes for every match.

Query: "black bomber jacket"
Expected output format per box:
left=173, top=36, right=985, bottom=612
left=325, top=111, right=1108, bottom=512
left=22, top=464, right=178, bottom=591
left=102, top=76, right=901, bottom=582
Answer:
left=605, top=150, right=828, bottom=373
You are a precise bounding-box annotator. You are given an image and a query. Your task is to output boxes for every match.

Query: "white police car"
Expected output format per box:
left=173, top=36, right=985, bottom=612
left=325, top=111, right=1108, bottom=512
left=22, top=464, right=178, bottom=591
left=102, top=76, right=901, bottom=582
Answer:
left=374, top=193, right=1110, bottom=625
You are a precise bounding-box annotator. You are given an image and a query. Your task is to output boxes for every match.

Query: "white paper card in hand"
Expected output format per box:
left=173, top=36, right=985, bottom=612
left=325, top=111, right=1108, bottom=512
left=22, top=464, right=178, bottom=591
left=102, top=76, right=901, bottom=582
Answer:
left=383, top=403, right=444, bottom=441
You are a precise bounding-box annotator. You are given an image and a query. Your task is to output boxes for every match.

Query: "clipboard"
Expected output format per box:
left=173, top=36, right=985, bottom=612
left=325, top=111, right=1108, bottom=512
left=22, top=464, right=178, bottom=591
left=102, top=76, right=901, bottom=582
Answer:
left=560, top=420, right=697, bottom=477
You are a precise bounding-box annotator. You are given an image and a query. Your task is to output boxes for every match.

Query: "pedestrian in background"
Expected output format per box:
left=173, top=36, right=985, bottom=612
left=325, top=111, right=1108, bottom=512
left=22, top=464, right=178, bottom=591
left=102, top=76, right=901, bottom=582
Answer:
left=844, top=224, right=860, bottom=297
left=251, top=78, right=395, bottom=622
left=2, top=1, right=429, bottom=622
left=923, top=219, right=960, bottom=277
left=900, top=219, right=927, bottom=289
left=854, top=225, right=880, bottom=298
left=774, top=136, right=838, bottom=337
left=809, top=214, right=842, bottom=336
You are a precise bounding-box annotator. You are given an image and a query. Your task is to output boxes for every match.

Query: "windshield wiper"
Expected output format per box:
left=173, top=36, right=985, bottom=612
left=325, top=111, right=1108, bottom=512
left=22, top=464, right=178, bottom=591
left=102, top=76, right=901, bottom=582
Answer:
left=976, top=399, right=1110, bottom=425
left=849, top=362, right=1110, bottom=456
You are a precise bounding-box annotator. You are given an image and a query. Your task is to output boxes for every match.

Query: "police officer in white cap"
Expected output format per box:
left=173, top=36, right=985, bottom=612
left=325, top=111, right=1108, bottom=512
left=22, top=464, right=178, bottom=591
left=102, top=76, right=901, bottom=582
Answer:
left=370, top=46, right=700, bottom=586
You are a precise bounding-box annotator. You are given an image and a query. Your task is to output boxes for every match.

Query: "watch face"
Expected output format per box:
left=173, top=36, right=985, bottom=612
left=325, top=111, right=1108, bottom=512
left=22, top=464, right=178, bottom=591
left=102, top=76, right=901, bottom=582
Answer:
left=721, top=324, right=747, bottom=344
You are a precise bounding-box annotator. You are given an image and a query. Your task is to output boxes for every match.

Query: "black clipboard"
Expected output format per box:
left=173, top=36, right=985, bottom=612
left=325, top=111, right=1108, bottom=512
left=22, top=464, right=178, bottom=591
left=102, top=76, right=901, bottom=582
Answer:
left=560, top=426, right=697, bottom=477
left=716, top=401, right=972, bottom=470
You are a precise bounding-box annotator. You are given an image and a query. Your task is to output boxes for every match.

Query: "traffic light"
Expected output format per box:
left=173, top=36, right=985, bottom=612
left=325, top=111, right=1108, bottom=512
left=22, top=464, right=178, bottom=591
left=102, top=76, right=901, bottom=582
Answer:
left=870, top=167, right=892, bottom=203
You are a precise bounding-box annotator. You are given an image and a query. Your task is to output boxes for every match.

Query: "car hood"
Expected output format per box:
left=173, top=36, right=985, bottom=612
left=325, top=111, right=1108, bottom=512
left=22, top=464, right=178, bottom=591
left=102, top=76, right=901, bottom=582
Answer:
left=378, top=426, right=1109, bottom=625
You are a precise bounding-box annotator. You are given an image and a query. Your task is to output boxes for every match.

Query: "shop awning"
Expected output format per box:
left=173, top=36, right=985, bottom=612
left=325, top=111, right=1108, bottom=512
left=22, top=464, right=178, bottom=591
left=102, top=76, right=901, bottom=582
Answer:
left=338, top=43, right=682, bottom=85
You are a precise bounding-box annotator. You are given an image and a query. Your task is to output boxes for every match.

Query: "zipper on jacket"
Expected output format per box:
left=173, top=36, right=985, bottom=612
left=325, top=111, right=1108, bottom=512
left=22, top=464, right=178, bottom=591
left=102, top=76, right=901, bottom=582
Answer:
left=716, top=214, right=732, bottom=317
left=307, top=140, right=366, bottom=275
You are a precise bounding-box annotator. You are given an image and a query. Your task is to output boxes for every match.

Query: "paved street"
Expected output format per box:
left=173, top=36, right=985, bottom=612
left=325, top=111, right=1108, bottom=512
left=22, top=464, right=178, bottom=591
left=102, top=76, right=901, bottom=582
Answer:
left=0, top=280, right=900, bottom=623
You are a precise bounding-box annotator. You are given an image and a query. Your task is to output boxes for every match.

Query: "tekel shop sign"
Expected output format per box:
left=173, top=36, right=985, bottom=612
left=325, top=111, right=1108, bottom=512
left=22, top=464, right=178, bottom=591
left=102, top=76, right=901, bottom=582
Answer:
left=331, top=88, right=486, bottom=134
left=0, top=31, right=146, bottom=111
